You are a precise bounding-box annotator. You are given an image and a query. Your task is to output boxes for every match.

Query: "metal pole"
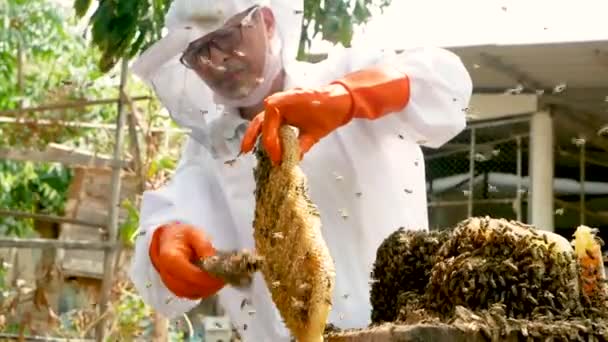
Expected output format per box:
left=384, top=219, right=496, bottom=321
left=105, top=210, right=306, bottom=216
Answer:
left=467, top=115, right=533, bottom=130
left=429, top=198, right=515, bottom=207
left=95, top=59, right=129, bottom=341
left=425, top=134, right=530, bottom=161
left=467, top=128, right=476, bottom=217
left=580, top=139, right=586, bottom=225
left=516, top=136, right=523, bottom=221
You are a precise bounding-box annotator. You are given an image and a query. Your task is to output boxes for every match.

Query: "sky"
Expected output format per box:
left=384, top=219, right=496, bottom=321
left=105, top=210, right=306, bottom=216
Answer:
left=311, top=0, right=608, bottom=52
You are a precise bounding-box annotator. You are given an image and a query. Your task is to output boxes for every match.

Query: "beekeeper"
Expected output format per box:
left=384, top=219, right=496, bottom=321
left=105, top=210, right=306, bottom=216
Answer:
left=129, top=0, right=472, bottom=340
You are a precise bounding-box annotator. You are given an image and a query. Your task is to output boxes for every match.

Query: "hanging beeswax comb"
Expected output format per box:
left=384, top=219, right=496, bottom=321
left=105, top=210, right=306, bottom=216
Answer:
left=252, top=124, right=336, bottom=342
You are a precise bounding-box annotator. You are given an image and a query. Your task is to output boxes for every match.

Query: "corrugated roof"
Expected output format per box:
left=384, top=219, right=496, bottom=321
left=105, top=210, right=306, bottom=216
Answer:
left=415, top=40, right=608, bottom=183
left=449, top=40, right=608, bottom=91
left=442, top=40, right=608, bottom=154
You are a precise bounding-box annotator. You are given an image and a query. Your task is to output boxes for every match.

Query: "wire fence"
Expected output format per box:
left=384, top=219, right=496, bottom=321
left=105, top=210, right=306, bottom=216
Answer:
left=425, top=116, right=608, bottom=232
left=553, top=136, right=608, bottom=235
left=425, top=117, right=531, bottom=229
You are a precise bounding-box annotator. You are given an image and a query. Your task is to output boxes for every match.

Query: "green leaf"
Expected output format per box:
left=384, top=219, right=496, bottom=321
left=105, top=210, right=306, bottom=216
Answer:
left=119, top=199, right=140, bottom=247
left=74, top=0, right=93, bottom=18
left=157, top=156, right=176, bottom=170
left=146, top=159, right=158, bottom=179
left=353, top=0, right=372, bottom=24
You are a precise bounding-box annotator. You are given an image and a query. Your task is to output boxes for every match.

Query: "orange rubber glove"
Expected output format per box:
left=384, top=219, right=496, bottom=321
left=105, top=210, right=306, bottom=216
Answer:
left=240, top=65, right=410, bottom=165
left=149, top=223, right=225, bottom=299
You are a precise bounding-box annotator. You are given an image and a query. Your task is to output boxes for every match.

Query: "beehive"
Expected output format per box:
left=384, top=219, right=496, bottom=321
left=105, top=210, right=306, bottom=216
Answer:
left=251, top=125, right=336, bottom=342
left=426, top=217, right=581, bottom=319
left=370, top=228, right=452, bottom=323
left=327, top=218, right=608, bottom=341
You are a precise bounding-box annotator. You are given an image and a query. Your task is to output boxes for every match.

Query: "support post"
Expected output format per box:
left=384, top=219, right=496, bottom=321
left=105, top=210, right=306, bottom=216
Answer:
left=467, top=128, right=476, bottom=217
left=515, top=136, right=523, bottom=222
left=529, top=110, right=554, bottom=231
left=17, top=42, right=24, bottom=109
left=152, top=311, right=169, bottom=342
left=580, top=139, right=586, bottom=225
left=95, top=59, right=129, bottom=341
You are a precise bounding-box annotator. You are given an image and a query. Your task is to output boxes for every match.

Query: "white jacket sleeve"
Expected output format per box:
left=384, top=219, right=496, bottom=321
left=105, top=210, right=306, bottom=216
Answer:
left=129, top=137, right=237, bottom=319
left=340, top=45, right=473, bottom=148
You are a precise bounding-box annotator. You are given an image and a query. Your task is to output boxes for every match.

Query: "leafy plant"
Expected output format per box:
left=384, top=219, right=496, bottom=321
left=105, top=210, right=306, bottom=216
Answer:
left=73, top=0, right=172, bottom=72
left=73, top=0, right=393, bottom=72
left=0, top=0, right=121, bottom=150
left=0, top=0, right=178, bottom=339
left=111, top=284, right=152, bottom=339
left=0, top=161, right=72, bottom=237
left=118, top=198, right=140, bottom=248
left=299, top=0, right=392, bottom=57
left=0, top=3, right=109, bottom=336
left=0, top=0, right=152, bottom=236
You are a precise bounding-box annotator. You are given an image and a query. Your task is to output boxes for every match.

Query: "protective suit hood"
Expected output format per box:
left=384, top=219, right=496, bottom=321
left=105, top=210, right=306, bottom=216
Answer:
left=130, top=0, right=303, bottom=151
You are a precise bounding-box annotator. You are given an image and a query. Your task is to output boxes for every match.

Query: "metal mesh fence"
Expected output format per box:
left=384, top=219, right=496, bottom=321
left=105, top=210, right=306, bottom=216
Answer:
left=425, top=118, right=531, bottom=229
left=425, top=116, right=608, bottom=232
left=553, top=138, right=608, bottom=233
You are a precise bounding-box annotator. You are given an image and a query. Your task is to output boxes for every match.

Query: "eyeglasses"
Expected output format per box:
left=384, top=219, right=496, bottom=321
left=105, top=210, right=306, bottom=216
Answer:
left=180, top=5, right=260, bottom=70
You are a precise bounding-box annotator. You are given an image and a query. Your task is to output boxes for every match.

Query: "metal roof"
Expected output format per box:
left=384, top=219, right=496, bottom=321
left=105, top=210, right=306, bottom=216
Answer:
left=448, top=40, right=608, bottom=91
left=447, top=40, right=608, bottom=126
left=416, top=40, right=608, bottom=186
left=442, top=40, right=608, bottom=155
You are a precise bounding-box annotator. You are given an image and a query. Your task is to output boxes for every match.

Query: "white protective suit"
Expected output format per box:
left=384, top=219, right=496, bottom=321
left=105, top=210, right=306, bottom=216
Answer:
left=129, top=0, right=473, bottom=340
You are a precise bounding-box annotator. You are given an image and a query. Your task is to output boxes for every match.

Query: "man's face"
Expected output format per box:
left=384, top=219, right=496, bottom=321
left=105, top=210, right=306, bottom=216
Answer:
left=181, top=6, right=276, bottom=99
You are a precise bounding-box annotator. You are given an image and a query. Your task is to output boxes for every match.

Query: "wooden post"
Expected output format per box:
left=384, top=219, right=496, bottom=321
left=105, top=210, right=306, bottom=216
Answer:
left=0, top=209, right=105, bottom=229
left=152, top=311, right=169, bottom=342
left=579, top=138, right=586, bottom=226
left=8, top=39, right=26, bottom=287
left=0, top=237, right=113, bottom=250
left=17, top=41, right=24, bottom=110
left=0, top=96, right=151, bottom=116
left=124, top=93, right=145, bottom=193
left=94, top=59, right=129, bottom=341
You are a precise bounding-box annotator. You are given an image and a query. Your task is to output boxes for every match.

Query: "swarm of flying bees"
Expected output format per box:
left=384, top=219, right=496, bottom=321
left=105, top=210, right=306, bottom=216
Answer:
left=365, top=217, right=608, bottom=341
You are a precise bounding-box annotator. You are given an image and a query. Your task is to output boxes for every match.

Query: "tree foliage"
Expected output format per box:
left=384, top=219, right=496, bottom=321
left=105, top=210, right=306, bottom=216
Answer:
left=0, top=1, right=186, bottom=337
left=0, top=0, right=125, bottom=236
left=73, top=0, right=392, bottom=72
left=0, top=161, right=71, bottom=237
left=299, top=0, right=392, bottom=57
left=0, top=0, right=122, bottom=150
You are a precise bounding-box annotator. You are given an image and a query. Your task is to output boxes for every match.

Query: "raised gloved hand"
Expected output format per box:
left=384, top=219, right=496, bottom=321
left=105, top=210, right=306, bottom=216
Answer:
left=240, top=65, right=411, bottom=165
left=149, top=223, right=225, bottom=299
